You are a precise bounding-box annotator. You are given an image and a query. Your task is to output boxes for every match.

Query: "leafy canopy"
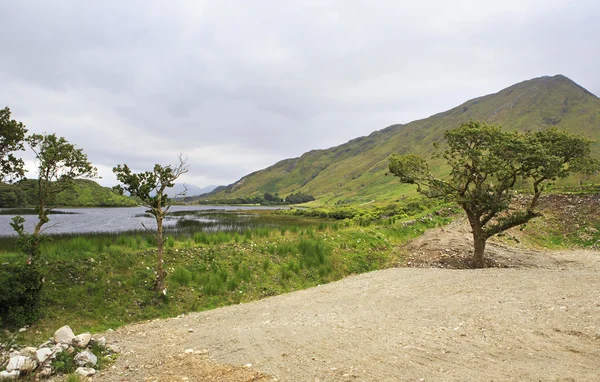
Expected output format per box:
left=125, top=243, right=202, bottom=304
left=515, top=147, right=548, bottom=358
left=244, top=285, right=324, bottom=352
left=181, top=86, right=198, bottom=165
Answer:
left=0, top=107, right=28, bottom=182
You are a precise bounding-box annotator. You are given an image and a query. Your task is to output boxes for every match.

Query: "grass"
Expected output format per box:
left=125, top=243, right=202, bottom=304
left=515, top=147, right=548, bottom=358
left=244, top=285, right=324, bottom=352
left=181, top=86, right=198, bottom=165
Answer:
left=0, top=203, right=458, bottom=343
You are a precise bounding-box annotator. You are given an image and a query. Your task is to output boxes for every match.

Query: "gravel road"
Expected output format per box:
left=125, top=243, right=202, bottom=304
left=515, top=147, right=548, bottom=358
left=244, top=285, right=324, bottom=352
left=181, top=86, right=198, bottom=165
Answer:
left=97, top=246, right=600, bottom=382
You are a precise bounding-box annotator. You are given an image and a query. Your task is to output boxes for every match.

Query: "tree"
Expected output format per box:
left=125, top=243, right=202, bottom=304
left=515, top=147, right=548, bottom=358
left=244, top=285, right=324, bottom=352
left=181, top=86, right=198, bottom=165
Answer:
left=113, top=155, right=189, bottom=294
left=26, top=133, right=97, bottom=236
left=13, top=133, right=97, bottom=264
left=0, top=107, right=28, bottom=183
left=389, top=121, right=598, bottom=268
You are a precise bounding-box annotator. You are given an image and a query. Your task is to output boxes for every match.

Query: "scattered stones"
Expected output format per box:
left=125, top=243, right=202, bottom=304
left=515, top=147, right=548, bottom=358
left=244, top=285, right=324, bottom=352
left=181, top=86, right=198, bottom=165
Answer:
left=53, top=325, right=75, bottom=344
left=75, top=367, right=97, bottom=377
left=1, top=324, right=117, bottom=381
left=72, top=332, right=92, bottom=348
left=74, top=351, right=97, bottom=367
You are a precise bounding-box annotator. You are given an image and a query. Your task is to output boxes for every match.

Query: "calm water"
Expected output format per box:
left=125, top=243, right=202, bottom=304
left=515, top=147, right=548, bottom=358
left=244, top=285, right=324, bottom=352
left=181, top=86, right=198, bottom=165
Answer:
left=0, top=205, right=287, bottom=236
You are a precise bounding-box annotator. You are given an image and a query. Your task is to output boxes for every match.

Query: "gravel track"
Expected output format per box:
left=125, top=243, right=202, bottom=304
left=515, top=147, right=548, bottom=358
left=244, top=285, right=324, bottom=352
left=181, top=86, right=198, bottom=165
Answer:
left=97, top=245, right=600, bottom=381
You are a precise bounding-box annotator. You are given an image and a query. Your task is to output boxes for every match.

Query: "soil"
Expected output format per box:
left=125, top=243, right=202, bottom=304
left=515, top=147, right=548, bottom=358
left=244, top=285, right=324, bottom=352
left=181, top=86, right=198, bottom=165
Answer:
left=94, top=217, right=600, bottom=382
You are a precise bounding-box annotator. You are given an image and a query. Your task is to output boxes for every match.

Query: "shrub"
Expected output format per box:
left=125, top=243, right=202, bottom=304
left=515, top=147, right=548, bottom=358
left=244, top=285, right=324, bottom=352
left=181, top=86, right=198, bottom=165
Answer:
left=0, top=262, right=43, bottom=328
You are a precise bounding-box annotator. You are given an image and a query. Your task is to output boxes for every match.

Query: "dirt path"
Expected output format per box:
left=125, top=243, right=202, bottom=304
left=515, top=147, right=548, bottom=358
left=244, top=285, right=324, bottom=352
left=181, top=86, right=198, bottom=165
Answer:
left=95, top=234, right=600, bottom=382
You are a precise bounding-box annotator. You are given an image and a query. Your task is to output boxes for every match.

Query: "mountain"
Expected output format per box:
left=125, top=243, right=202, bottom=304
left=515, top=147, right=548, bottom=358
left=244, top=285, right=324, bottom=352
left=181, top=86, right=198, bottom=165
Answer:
left=209, top=75, right=600, bottom=205
left=0, top=179, right=137, bottom=208
left=150, top=183, right=216, bottom=198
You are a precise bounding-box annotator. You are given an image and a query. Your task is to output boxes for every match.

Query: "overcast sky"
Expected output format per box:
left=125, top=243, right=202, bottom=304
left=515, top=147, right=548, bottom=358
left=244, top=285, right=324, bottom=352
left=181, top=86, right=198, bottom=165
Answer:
left=1, top=0, right=598, bottom=188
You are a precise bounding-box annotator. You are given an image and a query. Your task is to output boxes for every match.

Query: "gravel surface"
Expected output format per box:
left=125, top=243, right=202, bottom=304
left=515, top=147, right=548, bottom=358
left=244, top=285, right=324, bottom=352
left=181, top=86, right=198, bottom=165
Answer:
left=97, top=244, right=600, bottom=382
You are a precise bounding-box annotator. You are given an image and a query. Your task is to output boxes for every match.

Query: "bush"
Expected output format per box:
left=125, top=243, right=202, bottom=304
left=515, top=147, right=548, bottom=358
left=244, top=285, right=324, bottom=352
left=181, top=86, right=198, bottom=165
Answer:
left=0, top=262, right=43, bottom=328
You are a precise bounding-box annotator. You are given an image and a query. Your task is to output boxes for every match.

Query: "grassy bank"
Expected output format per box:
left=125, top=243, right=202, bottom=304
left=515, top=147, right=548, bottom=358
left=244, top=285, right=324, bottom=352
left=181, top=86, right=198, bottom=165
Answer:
left=0, top=205, right=457, bottom=343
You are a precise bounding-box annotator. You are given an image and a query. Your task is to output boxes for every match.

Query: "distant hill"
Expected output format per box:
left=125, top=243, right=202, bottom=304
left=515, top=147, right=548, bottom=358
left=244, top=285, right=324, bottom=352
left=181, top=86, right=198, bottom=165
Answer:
left=152, top=183, right=217, bottom=198
left=0, top=179, right=137, bottom=208
left=207, top=75, right=600, bottom=205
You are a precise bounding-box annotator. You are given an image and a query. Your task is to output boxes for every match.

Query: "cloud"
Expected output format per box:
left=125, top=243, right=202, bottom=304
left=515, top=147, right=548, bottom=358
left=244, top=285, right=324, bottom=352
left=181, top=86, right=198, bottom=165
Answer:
left=0, top=0, right=598, bottom=189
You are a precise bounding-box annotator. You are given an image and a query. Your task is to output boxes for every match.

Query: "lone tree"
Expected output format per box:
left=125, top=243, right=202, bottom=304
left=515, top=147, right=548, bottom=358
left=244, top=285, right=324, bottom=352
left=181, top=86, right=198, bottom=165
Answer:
left=0, top=107, right=28, bottom=183
left=12, top=133, right=97, bottom=264
left=389, top=121, right=597, bottom=268
left=113, top=155, right=189, bottom=294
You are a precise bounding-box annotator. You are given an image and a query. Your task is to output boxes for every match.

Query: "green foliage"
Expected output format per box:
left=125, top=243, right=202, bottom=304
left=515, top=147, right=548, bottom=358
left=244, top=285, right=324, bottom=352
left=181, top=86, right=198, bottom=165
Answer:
left=389, top=121, right=598, bottom=267
left=0, top=107, right=28, bottom=183
left=0, top=261, right=43, bottom=328
left=170, top=267, right=192, bottom=286
left=52, top=351, right=77, bottom=374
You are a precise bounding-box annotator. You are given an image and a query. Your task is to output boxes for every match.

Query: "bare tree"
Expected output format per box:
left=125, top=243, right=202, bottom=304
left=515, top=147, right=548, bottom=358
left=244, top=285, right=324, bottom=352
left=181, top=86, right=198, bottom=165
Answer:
left=113, top=154, right=189, bottom=294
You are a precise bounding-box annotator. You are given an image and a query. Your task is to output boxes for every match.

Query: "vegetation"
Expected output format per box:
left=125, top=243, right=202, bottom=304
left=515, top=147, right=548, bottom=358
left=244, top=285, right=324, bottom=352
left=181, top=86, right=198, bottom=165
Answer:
left=389, top=121, right=598, bottom=267
left=0, top=106, right=28, bottom=183
left=0, top=179, right=137, bottom=208
left=196, top=191, right=315, bottom=205
left=113, top=155, right=189, bottom=294
left=204, top=75, right=600, bottom=205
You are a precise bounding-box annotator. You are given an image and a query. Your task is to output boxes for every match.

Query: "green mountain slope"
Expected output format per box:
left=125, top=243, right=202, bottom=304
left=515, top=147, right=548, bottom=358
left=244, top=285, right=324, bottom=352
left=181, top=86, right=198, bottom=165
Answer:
left=0, top=179, right=137, bottom=208
left=210, top=75, right=600, bottom=205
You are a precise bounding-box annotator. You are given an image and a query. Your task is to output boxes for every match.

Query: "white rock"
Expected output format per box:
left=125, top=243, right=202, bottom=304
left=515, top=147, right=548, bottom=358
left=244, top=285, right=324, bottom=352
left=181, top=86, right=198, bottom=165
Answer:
left=18, top=327, right=27, bottom=333
left=0, top=370, right=20, bottom=380
left=184, top=348, right=194, bottom=354
left=74, top=350, right=97, bottom=367
left=38, top=367, right=53, bottom=378
left=20, top=347, right=37, bottom=357
left=72, top=332, right=91, bottom=348
left=36, top=347, right=53, bottom=363
left=75, top=367, right=97, bottom=377
left=91, top=336, right=106, bottom=348
left=53, top=325, right=75, bottom=344
left=7, top=355, right=37, bottom=372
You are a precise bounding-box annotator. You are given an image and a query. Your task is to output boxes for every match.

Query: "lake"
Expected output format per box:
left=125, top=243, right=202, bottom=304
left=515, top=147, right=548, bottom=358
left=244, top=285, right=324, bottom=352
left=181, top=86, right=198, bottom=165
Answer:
left=0, top=205, right=289, bottom=236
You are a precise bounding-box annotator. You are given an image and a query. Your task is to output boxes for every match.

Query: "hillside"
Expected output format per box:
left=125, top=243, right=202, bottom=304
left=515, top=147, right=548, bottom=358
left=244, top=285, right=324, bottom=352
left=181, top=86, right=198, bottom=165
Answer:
left=208, top=75, right=600, bottom=205
left=0, top=179, right=137, bottom=208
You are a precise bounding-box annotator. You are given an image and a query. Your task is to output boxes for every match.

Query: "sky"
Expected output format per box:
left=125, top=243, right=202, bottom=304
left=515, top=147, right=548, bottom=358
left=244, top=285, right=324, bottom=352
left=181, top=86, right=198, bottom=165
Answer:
left=1, top=0, right=598, bottom=189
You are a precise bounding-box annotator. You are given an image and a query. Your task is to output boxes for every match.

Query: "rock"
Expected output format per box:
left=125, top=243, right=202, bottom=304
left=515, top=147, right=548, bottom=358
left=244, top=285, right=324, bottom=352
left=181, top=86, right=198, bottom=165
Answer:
left=66, top=346, right=75, bottom=355
left=7, top=355, right=38, bottom=372
left=36, top=347, right=53, bottom=363
left=18, top=327, right=27, bottom=333
left=74, top=350, right=97, bottom=367
left=107, top=344, right=120, bottom=353
left=75, top=367, right=97, bottom=377
left=72, top=332, right=91, bottom=348
left=53, top=325, right=75, bottom=344
left=0, top=370, right=20, bottom=380
left=91, top=336, right=106, bottom=348
left=38, top=367, right=53, bottom=379
left=20, top=347, right=37, bottom=357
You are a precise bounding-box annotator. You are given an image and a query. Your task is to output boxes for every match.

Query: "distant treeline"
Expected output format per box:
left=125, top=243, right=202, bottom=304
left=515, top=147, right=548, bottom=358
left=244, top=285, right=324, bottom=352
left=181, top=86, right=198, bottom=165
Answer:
left=196, top=191, right=315, bottom=206
left=0, top=179, right=137, bottom=208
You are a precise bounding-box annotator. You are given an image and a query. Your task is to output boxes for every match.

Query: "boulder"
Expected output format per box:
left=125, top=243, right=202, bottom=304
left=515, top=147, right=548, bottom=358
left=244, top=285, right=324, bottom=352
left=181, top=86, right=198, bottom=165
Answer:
left=53, top=325, right=75, bottom=344
left=74, top=350, right=97, bottom=367
left=36, top=347, right=53, bottom=363
left=6, top=355, right=37, bottom=372
left=72, top=332, right=91, bottom=348
left=75, top=367, right=97, bottom=377
left=0, top=370, right=20, bottom=380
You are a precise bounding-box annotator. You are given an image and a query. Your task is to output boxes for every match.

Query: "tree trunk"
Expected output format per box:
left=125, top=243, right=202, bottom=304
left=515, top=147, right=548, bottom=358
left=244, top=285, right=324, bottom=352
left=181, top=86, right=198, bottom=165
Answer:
left=472, top=234, right=486, bottom=268
left=466, top=212, right=487, bottom=268
left=156, top=214, right=166, bottom=293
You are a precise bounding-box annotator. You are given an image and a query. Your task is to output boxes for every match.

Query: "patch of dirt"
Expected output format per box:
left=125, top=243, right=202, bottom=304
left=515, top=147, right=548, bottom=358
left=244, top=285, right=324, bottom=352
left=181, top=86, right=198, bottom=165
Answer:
left=95, top=200, right=600, bottom=381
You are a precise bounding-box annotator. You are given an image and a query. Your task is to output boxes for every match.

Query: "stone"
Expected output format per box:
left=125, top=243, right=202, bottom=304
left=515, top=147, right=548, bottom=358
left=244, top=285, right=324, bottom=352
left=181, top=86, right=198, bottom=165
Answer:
left=7, top=355, right=37, bottom=372
left=91, top=336, right=106, bottom=348
left=20, top=347, right=37, bottom=357
left=107, top=344, right=120, bottom=353
left=53, top=325, right=75, bottom=344
left=66, top=346, right=75, bottom=355
left=38, top=367, right=53, bottom=379
left=72, top=332, right=92, bottom=348
left=75, top=367, right=97, bottom=377
left=0, top=370, right=20, bottom=380
left=18, top=327, right=27, bottom=333
left=36, top=347, right=53, bottom=363
left=74, top=350, right=97, bottom=367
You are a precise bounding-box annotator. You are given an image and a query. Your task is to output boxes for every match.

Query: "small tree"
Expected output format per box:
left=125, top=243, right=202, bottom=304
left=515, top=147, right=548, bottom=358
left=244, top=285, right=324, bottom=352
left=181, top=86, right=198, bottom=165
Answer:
left=0, top=107, right=28, bottom=183
left=13, top=133, right=97, bottom=264
left=389, top=121, right=598, bottom=268
left=113, top=155, right=189, bottom=294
